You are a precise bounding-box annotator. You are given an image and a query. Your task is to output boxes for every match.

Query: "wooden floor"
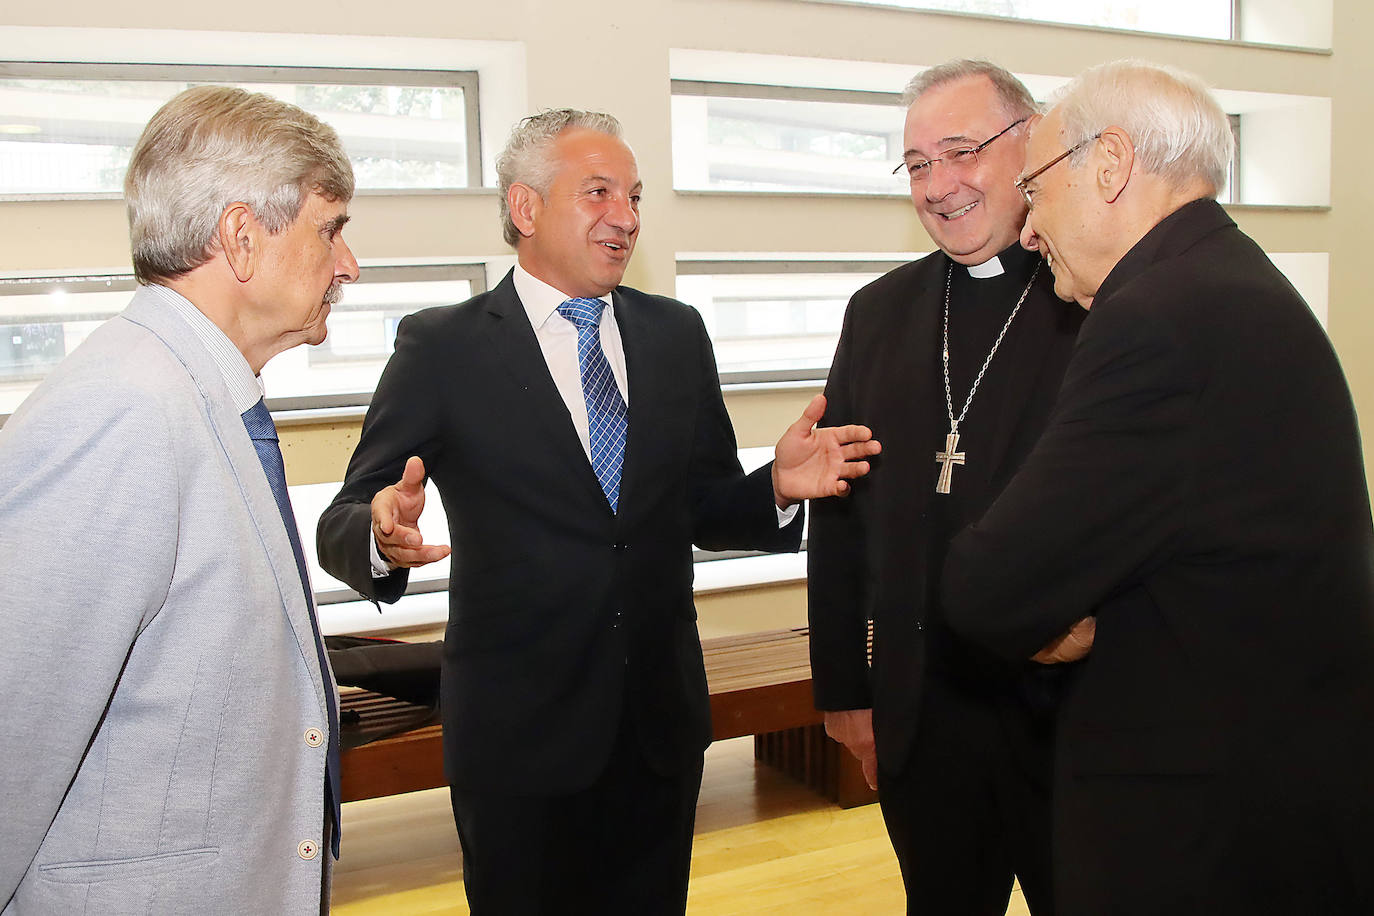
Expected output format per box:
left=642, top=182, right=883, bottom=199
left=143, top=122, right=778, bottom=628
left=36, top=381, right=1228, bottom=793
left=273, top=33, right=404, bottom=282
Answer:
left=332, top=737, right=1031, bottom=915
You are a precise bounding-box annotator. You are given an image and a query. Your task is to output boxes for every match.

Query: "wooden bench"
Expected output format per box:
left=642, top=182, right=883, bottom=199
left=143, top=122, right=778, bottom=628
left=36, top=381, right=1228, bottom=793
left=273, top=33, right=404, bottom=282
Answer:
left=339, top=627, right=876, bottom=809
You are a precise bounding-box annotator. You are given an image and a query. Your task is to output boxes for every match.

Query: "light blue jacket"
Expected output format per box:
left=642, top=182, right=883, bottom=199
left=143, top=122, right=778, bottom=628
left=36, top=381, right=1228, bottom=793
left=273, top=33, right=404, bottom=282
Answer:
left=0, top=288, right=336, bottom=914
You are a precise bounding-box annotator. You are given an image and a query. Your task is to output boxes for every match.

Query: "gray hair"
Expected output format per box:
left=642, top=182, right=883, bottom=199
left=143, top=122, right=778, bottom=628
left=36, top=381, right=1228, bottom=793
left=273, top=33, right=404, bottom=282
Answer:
left=902, top=59, right=1037, bottom=122
left=495, top=109, right=623, bottom=247
left=1050, top=60, right=1233, bottom=195
left=125, top=85, right=354, bottom=285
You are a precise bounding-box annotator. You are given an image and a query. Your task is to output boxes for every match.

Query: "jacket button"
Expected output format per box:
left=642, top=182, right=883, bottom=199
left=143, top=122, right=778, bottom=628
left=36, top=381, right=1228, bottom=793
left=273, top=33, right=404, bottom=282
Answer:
left=304, top=728, right=325, bottom=748
left=298, top=839, right=319, bottom=860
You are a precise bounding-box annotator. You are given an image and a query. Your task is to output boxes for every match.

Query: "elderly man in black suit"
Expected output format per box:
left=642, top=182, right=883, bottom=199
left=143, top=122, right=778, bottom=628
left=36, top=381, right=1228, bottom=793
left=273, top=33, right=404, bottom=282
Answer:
left=318, top=108, right=879, bottom=915
left=944, top=61, right=1374, bottom=915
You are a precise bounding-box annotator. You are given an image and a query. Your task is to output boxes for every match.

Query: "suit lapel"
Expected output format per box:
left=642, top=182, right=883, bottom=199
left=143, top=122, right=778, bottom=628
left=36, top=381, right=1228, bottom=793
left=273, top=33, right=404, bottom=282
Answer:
left=611, top=287, right=659, bottom=523
left=482, top=273, right=611, bottom=513
left=120, top=290, right=336, bottom=716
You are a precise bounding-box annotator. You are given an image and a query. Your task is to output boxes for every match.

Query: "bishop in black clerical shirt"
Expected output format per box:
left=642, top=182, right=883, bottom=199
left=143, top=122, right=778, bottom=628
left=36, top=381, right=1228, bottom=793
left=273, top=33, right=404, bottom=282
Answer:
left=810, top=236, right=1083, bottom=914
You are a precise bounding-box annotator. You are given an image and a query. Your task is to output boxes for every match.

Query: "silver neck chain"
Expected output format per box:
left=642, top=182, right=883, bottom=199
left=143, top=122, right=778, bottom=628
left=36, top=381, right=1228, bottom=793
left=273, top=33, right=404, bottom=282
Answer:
left=942, top=259, right=1041, bottom=434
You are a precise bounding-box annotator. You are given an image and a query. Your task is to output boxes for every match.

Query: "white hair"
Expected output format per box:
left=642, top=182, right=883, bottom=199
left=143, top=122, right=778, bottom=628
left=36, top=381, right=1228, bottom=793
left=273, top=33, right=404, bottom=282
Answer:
left=1050, top=60, right=1233, bottom=195
left=125, top=85, right=354, bottom=284
left=495, top=109, right=624, bottom=247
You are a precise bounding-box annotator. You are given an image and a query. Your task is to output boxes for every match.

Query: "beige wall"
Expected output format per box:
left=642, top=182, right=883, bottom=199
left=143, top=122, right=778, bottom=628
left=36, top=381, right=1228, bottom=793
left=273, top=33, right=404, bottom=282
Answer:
left=2, top=2, right=1370, bottom=635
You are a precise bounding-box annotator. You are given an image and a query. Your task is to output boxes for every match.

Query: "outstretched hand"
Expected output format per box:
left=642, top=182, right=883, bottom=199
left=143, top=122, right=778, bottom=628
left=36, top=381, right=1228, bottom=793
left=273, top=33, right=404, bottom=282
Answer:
left=772, top=394, right=881, bottom=507
left=1032, top=616, right=1096, bottom=664
left=371, top=456, right=451, bottom=569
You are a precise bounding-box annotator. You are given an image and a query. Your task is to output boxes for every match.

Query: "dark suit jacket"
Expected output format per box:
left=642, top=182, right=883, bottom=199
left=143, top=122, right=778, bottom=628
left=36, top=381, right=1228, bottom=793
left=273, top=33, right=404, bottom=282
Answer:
left=808, top=249, right=1083, bottom=774
left=944, top=199, right=1374, bottom=913
left=318, top=271, right=801, bottom=795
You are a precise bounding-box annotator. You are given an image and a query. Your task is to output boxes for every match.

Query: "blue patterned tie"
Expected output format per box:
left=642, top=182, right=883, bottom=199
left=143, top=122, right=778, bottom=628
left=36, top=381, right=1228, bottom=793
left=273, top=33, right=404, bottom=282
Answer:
left=558, top=297, right=628, bottom=512
left=241, top=398, right=341, bottom=858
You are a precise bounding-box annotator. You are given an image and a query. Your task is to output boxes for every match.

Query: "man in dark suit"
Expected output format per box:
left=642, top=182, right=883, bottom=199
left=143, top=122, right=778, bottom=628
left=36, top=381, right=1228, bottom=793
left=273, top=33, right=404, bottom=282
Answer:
left=944, top=61, right=1374, bottom=915
left=317, top=108, right=879, bottom=915
left=808, top=60, right=1082, bottom=915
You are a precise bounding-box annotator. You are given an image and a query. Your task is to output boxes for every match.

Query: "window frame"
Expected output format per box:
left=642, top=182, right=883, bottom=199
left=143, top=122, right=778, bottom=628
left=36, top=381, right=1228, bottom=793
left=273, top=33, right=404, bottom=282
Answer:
left=0, top=260, right=489, bottom=423
left=265, top=261, right=488, bottom=411
left=672, top=78, right=901, bottom=108
left=671, top=79, right=908, bottom=197
left=674, top=77, right=1248, bottom=206
left=793, top=0, right=1329, bottom=49
left=678, top=256, right=911, bottom=384
left=0, top=61, right=483, bottom=199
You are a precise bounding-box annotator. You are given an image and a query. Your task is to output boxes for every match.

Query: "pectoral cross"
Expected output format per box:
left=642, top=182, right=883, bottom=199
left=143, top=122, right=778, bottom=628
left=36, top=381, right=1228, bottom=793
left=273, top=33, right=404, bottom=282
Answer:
left=935, top=431, right=965, bottom=494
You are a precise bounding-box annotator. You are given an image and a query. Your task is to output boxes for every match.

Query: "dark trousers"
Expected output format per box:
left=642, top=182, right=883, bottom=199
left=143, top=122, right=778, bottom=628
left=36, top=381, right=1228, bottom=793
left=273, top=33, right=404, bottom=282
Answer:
left=878, top=674, right=1056, bottom=916
left=449, top=714, right=704, bottom=916
left=1055, top=731, right=1374, bottom=916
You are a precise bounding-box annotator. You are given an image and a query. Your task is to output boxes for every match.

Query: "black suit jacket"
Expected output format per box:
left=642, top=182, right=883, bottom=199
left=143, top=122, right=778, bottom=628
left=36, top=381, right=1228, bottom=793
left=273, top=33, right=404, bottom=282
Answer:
left=808, top=249, right=1083, bottom=774
left=318, top=271, right=801, bottom=794
left=944, top=200, right=1374, bottom=913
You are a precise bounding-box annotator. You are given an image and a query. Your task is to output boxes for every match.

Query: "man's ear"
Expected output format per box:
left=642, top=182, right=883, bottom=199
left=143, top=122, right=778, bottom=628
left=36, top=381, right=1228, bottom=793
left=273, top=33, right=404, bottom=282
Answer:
left=219, top=203, right=258, bottom=282
left=1096, top=127, right=1135, bottom=204
left=508, top=183, right=540, bottom=239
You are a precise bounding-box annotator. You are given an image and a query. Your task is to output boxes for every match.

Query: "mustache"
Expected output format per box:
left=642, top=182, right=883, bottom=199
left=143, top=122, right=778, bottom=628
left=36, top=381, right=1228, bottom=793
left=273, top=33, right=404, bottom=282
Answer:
left=323, top=280, right=344, bottom=306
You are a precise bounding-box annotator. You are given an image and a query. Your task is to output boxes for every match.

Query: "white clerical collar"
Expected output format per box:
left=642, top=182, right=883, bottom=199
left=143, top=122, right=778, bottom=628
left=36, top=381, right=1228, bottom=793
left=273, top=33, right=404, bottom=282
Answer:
left=966, top=255, right=1005, bottom=279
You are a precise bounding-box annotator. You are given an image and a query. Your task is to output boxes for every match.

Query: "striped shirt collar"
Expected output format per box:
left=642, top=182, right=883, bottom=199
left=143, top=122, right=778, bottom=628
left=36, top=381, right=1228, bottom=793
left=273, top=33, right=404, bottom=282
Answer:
left=143, top=284, right=265, bottom=414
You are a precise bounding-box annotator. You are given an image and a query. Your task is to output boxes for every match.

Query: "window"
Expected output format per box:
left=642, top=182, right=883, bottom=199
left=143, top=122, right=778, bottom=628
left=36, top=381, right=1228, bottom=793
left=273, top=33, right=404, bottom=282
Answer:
left=798, top=0, right=1333, bottom=48
left=678, top=248, right=1329, bottom=383
left=0, top=262, right=487, bottom=417
left=263, top=263, right=486, bottom=409
left=0, top=273, right=133, bottom=415
left=0, top=56, right=490, bottom=418
left=1225, top=92, right=1330, bottom=207
left=816, top=0, right=1230, bottom=39
left=672, top=81, right=905, bottom=195
left=0, top=62, right=481, bottom=197
left=672, top=67, right=1329, bottom=209
left=677, top=257, right=910, bottom=381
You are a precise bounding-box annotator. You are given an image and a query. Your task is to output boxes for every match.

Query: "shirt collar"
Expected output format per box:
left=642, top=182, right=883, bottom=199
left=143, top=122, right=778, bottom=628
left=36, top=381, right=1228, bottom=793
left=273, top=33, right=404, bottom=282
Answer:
left=966, top=256, right=1005, bottom=279
left=963, top=240, right=1039, bottom=280
left=513, top=262, right=614, bottom=329
left=143, top=284, right=264, bottom=414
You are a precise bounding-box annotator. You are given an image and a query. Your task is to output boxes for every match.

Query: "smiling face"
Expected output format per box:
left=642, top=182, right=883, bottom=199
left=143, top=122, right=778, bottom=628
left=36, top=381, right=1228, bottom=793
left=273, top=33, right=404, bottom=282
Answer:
left=515, top=128, right=641, bottom=298
left=1018, top=108, right=1109, bottom=308
left=902, top=75, right=1030, bottom=266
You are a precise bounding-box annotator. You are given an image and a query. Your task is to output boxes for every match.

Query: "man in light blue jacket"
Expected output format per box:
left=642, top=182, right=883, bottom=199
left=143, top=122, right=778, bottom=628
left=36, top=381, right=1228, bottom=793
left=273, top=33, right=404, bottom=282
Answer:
left=0, top=85, right=359, bottom=914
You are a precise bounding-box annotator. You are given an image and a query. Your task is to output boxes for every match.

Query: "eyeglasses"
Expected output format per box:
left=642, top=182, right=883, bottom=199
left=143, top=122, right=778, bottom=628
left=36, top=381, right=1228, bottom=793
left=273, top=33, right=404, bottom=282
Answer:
left=893, top=118, right=1028, bottom=182
left=1014, top=133, right=1102, bottom=209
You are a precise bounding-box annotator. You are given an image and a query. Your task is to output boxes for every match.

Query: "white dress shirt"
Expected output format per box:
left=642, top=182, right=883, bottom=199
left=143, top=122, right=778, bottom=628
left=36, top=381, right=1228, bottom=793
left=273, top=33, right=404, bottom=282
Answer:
left=369, top=265, right=793, bottom=575
left=512, top=263, right=628, bottom=457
